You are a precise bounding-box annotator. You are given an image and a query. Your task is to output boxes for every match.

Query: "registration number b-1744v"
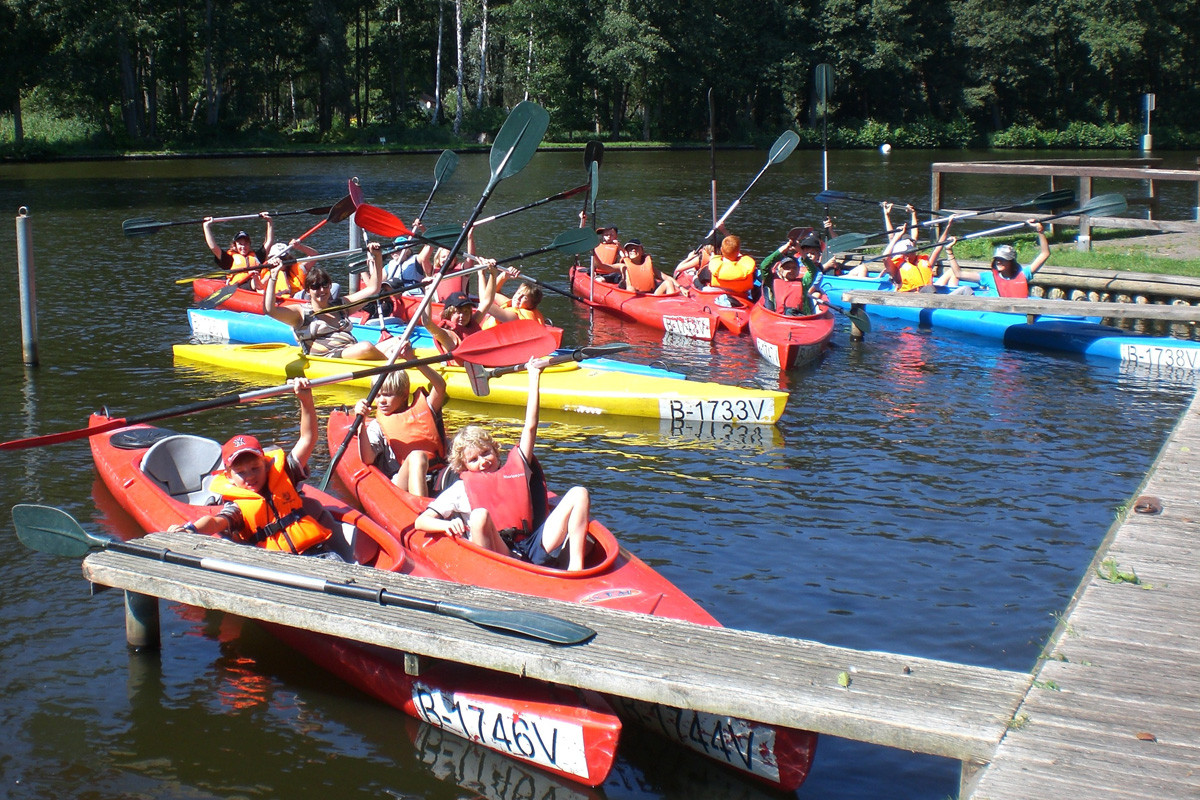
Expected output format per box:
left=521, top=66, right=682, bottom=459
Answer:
left=659, top=397, right=777, bottom=424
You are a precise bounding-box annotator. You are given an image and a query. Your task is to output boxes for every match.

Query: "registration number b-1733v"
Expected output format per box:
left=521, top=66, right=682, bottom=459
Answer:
left=660, top=397, right=776, bottom=424
left=413, top=683, right=590, bottom=779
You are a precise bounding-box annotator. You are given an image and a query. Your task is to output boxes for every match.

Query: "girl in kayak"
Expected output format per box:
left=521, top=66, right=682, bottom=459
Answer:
left=414, top=357, right=591, bottom=572
left=353, top=342, right=450, bottom=497
left=203, top=212, right=274, bottom=286
left=166, top=378, right=337, bottom=557
left=937, top=220, right=1050, bottom=297
left=264, top=241, right=404, bottom=360
left=616, top=240, right=681, bottom=296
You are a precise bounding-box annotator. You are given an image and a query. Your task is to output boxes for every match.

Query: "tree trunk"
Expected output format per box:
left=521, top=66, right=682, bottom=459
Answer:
left=433, top=0, right=443, bottom=125
left=363, top=5, right=370, bottom=125
left=476, top=0, right=488, bottom=109
left=453, top=0, right=463, bottom=136
left=118, top=34, right=140, bottom=138
left=525, top=15, right=534, bottom=101
left=204, top=0, right=218, bottom=126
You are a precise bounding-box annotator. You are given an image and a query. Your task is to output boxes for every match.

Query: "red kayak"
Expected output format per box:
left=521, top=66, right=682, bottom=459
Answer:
left=327, top=409, right=818, bottom=790
left=88, top=414, right=620, bottom=786
left=192, top=278, right=305, bottom=313
left=569, top=265, right=720, bottom=341
left=673, top=267, right=752, bottom=335
left=748, top=301, right=835, bottom=369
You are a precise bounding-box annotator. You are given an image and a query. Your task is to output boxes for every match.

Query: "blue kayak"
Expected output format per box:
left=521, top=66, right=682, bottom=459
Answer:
left=185, top=308, right=689, bottom=380
left=820, top=273, right=1200, bottom=372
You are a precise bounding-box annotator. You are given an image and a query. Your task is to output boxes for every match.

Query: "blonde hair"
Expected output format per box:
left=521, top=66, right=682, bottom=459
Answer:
left=377, top=369, right=411, bottom=400
left=448, top=424, right=499, bottom=473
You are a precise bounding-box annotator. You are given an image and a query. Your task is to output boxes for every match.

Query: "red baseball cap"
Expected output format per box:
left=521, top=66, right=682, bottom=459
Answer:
left=222, top=434, right=265, bottom=467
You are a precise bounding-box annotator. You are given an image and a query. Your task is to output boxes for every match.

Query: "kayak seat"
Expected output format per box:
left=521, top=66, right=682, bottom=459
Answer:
left=141, top=435, right=224, bottom=505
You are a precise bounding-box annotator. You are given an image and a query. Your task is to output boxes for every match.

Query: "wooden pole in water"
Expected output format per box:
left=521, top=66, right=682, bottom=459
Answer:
left=15, top=206, right=38, bottom=367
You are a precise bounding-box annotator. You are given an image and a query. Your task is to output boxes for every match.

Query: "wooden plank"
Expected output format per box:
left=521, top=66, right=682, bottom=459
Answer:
left=82, top=531, right=1029, bottom=762
left=839, top=290, right=1200, bottom=323
left=930, top=162, right=1200, bottom=181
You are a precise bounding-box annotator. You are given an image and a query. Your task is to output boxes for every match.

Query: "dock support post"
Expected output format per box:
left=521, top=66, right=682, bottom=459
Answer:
left=1076, top=178, right=1093, bottom=251
left=849, top=303, right=867, bottom=340
left=124, top=591, right=161, bottom=651
left=15, top=206, right=38, bottom=367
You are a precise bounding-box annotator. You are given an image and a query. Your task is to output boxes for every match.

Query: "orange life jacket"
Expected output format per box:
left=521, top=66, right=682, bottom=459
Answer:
left=991, top=267, right=1030, bottom=298
left=460, top=448, right=548, bottom=545
left=208, top=449, right=331, bottom=554
left=256, top=264, right=306, bottom=296
left=623, top=255, right=657, bottom=293
left=708, top=254, right=756, bottom=296
left=893, top=256, right=933, bottom=293
left=375, top=391, right=446, bottom=466
left=592, top=243, right=621, bottom=275
left=482, top=305, right=546, bottom=328
left=226, top=251, right=261, bottom=287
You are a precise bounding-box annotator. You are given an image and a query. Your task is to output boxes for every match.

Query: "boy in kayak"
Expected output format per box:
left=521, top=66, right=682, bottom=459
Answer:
left=203, top=212, right=275, bottom=286
left=759, top=232, right=827, bottom=315
left=695, top=235, right=757, bottom=298
left=167, top=378, right=337, bottom=557
left=414, top=357, right=591, bottom=572
left=937, top=220, right=1050, bottom=297
left=616, top=240, right=681, bottom=296
left=479, top=265, right=548, bottom=325
left=352, top=342, right=450, bottom=497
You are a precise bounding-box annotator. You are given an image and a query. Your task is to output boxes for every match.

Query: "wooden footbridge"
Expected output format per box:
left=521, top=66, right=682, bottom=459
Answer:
left=75, top=390, right=1200, bottom=797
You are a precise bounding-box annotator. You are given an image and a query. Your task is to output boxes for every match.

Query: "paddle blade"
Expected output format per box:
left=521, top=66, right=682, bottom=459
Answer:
left=434, top=149, right=459, bottom=183
left=489, top=102, right=549, bottom=182
left=587, top=161, right=600, bottom=218
left=551, top=227, right=601, bottom=255
left=326, top=194, right=358, bottom=224
left=122, top=217, right=164, bottom=237
left=197, top=284, right=240, bottom=309
left=348, top=178, right=363, bottom=207
left=437, top=602, right=595, bottom=645
left=453, top=320, right=556, bottom=367
left=814, top=189, right=850, bottom=204
left=355, top=204, right=411, bottom=238
left=825, top=233, right=870, bottom=253
left=1077, top=193, right=1127, bottom=218
left=464, top=361, right=491, bottom=397
left=768, top=130, right=801, bottom=164
left=575, top=343, right=631, bottom=359
left=1033, top=188, right=1076, bottom=211
left=12, top=504, right=111, bottom=557
left=584, top=140, right=604, bottom=169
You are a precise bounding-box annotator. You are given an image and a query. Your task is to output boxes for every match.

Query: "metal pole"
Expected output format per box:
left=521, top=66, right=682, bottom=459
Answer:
left=15, top=206, right=38, bottom=367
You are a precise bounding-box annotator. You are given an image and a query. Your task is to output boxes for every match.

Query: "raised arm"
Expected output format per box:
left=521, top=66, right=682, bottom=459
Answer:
left=343, top=242, right=383, bottom=304
left=263, top=259, right=304, bottom=327
left=260, top=211, right=275, bottom=254
left=289, top=378, right=317, bottom=469
left=518, top=358, right=547, bottom=463
left=1027, top=220, right=1050, bottom=275
left=202, top=217, right=222, bottom=259
left=926, top=218, right=953, bottom=266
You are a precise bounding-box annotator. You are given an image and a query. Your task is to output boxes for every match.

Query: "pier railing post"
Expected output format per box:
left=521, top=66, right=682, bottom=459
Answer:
left=15, top=206, right=38, bottom=367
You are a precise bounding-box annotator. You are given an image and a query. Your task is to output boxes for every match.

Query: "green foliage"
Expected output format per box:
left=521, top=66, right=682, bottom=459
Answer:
left=991, top=122, right=1136, bottom=149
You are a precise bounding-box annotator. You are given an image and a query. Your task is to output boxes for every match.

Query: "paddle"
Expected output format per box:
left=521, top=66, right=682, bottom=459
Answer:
left=877, top=188, right=1078, bottom=235
left=471, top=183, right=589, bottom=227
left=319, top=101, right=550, bottom=493
left=11, top=504, right=595, bottom=645
left=414, top=149, right=459, bottom=223
left=814, top=190, right=935, bottom=215
left=194, top=244, right=390, bottom=309
left=291, top=192, right=359, bottom=245
left=584, top=141, right=602, bottom=221
left=815, top=63, right=834, bottom=192
left=0, top=326, right=551, bottom=452
left=823, top=232, right=872, bottom=254
left=700, top=129, right=800, bottom=246
left=177, top=243, right=321, bottom=285
left=820, top=300, right=871, bottom=333
left=465, top=343, right=632, bottom=397
left=326, top=228, right=597, bottom=317
left=122, top=206, right=334, bottom=238
left=708, top=87, right=718, bottom=230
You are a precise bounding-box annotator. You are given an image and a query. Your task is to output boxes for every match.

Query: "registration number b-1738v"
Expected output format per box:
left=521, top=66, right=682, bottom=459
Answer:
left=1120, top=343, right=1200, bottom=372
left=660, top=397, right=776, bottom=424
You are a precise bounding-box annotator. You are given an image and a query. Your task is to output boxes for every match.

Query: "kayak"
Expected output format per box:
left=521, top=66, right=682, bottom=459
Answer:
left=327, top=409, right=819, bottom=790
left=569, top=265, right=721, bottom=341
left=87, top=414, right=622, bottom=785
left=185, top=308, right=683, bottom=380
left=814, top=273, right=1200, bottom=373
left=172, top=342, right=789, bottom=425
left=674, top=266, right=752, bottom=335
left=747, top=301, right=836, bottom=370
left=192, top=277, right=306, bottom=313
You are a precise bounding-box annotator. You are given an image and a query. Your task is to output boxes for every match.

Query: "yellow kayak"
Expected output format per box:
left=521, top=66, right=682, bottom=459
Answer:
left=172, top=342, right=788, bottom=425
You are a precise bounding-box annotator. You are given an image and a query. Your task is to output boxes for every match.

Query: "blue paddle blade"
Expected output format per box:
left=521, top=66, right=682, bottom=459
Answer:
left=490, top=102, right=549, bottom=182
left=12, top=504, right=111, bottom=557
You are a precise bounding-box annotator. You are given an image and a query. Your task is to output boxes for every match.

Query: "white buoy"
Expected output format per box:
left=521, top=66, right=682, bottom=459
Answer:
left=880, top=143, right=892, bottom=155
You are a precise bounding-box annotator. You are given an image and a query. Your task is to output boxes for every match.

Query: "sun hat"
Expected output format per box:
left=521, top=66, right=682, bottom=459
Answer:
left=992, top=244, right=1018, bottom=262
left=222, top=434, right=265, bottom=468
left=268, top=243, right=290, bottom=259
left=893, top=237, right=916, bottom=254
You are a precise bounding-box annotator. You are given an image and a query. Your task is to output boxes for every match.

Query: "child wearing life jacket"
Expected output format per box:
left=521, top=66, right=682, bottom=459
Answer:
left=353, top=343, right=450, bottom=497
left=167, top=378, right=337, bottom=557
left=937, top=220, right=1050, bottom=298
left=414, top=357, right=591, bottom=572
left=616, top=240, right=681, bottom=296
left=203, top=213, right=274, bottom=286
left=758, top=231, right=829, bottom=315
left=478, top=265, right=548, bottom=326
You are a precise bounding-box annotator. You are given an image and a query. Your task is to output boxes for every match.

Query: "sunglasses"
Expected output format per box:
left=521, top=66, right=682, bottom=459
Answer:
left=307, top=280, right=331, bottom=290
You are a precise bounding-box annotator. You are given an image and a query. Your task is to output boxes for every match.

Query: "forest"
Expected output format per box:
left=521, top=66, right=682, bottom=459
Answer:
left=0, top=0, right=1197, bottom=150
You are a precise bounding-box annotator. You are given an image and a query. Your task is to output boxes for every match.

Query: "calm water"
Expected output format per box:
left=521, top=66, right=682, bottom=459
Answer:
left=0, top=148, right=1196, bottom=800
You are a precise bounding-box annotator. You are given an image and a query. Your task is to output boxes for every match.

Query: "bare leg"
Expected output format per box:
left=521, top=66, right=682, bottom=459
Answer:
left=539, top=487, right=591, bottom=571
left=396, top=451, right=431, bottom=496
left=467, top=508, right=511, bottom=556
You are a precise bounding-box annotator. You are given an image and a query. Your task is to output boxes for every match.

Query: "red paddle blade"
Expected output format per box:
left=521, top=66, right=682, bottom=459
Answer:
left=453, top=319, right=556, bottom=367
left=348, top=177, right=364, bottom=208
left=0, top=416, right=129, bottom=451
left=354, top=204, right=411, bottom=238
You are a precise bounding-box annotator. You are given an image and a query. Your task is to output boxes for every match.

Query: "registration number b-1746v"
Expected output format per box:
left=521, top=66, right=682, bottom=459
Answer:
left=659, top=397, right=777, bottom=424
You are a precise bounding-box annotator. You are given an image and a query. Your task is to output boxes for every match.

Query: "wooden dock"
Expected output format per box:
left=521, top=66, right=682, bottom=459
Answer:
left=965, top=386, right=1200, bottom=799
left=82, top=530, right=1029, bottom=788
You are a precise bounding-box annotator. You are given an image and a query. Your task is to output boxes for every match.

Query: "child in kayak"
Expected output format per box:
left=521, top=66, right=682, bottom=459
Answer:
left=414, top=357, right=591, bottom=572
left=167, top=378, right=338, bottom=557
left=353, top=342, right=450, bottom=497
left=479, top=265, right=548, bottom=326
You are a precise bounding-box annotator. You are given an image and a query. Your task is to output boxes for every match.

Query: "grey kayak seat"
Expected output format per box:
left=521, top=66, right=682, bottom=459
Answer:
left=140, top=435, right=224, bottom=505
